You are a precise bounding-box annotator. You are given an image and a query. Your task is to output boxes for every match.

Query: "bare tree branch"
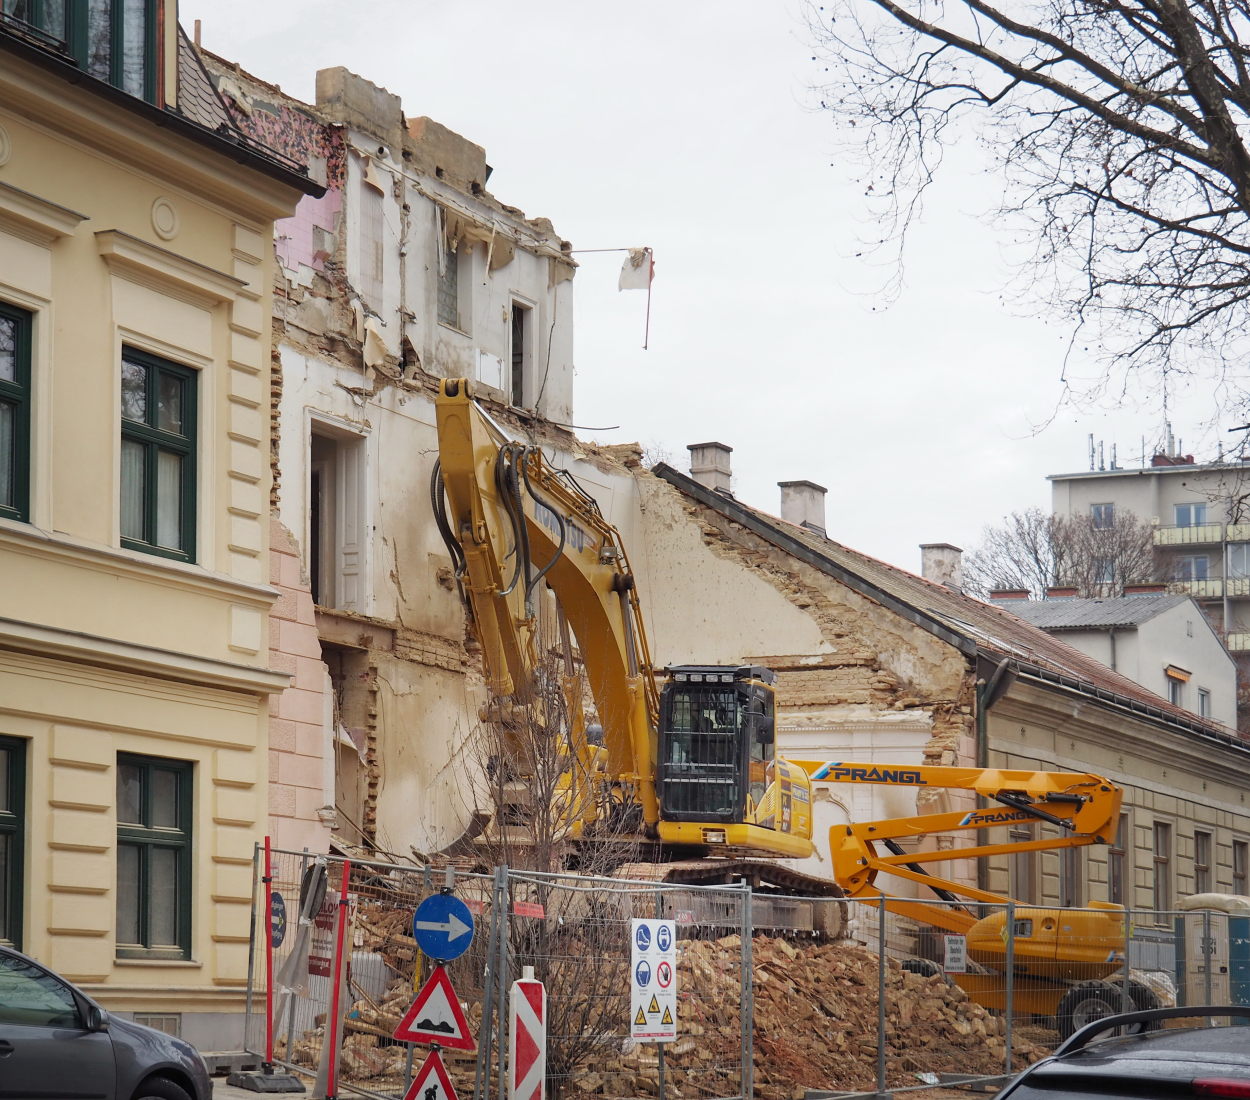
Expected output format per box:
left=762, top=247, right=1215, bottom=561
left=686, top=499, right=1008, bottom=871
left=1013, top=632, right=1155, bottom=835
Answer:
left=809, top=0, right=1250, bottom=395
left=964, top=505, right=1158, bottom=597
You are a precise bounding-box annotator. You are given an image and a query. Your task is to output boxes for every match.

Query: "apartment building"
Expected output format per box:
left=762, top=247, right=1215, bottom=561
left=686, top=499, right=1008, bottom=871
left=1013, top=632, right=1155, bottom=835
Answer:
left=1050, top=448, right=1250, bottom=729
left=0, top=1, right=315, bottom=1047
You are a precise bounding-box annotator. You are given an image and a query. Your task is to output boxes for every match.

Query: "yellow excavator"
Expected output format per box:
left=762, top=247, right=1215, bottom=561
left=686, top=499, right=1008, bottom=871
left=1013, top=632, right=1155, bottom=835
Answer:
left=432, top=378, right=816, bottom=877
left=434, top=379, right=1134, bottom=1032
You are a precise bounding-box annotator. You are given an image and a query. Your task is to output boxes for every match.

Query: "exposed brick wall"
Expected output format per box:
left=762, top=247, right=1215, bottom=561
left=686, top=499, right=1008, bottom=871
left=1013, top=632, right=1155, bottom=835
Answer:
left=267, top=518, right=333, bottom=852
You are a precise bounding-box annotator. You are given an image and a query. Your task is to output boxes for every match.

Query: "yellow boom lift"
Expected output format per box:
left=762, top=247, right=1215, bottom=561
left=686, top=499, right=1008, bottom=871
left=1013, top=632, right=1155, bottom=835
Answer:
left=784, top=761, right=1143, bottom=1036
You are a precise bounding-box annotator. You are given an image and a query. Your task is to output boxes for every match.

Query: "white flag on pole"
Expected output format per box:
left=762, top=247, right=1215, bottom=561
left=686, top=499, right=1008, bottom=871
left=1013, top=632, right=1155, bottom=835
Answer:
left=618, top=247, right=654, bottom=291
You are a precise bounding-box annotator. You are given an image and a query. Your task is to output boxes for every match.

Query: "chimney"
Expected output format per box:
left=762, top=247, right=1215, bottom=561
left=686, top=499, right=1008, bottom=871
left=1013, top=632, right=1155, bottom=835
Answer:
left=990, top=588, right=1030, bottom=600
left=1123, top=582, right=1167, bottom=596
left=687, top=442, right=733, bottom=495
left=778, top=480, right=827, bottom=535
left=1046, top=585, right=1079, bottom=599
left=920, top=543, right=963, bottom=590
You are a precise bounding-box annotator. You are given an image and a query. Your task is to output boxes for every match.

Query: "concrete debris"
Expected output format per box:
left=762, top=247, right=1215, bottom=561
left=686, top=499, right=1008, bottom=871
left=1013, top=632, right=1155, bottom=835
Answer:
left=273, top=926, right=1045, bottom=1098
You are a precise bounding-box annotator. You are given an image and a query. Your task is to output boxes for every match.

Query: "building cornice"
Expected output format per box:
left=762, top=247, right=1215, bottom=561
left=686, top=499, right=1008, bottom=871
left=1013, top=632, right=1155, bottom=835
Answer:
left=994, top=677, right=1250, bottom=783
left=96, top=229, right=245, bottom=306
left=1048, top=462, right=1250, bottom=482
left=0, top=40, right=320, bottom=221
left=0, top=179, right=87, bottom=244
left=0, top=521, right=279, bottom=608
left=0, top=616, right=289, bottom=696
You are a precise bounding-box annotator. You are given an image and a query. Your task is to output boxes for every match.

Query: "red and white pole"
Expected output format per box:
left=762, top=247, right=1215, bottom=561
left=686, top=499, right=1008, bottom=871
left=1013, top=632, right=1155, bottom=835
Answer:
left=509, top=966, right=546, bottom=1100
left=262, top=835, right=275, bottom=1070
left=324, top=859, right=352, bottom=1100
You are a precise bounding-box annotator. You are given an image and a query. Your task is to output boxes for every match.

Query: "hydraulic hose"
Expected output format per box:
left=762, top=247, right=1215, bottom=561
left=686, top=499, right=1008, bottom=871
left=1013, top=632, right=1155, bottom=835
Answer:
left=494, top=444, right=529, bottom=599
left=429, top=460, right=466, bottom=581
left=519, top=448, right=567, bottom=605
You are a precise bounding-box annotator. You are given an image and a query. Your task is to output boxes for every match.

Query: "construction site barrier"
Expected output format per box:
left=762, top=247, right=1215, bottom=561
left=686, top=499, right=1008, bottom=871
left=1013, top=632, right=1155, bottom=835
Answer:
left=242, top=845, right=1244, bottom=1099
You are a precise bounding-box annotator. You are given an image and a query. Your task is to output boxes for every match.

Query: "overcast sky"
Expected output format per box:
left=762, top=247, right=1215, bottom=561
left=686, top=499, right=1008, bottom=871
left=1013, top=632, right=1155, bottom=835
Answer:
left=181, top=0, right=1226, bottom=573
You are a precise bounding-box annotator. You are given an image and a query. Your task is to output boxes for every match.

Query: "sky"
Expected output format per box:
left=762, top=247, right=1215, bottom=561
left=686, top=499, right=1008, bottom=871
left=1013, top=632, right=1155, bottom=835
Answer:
left=180, top=0, right=1229, bottom=573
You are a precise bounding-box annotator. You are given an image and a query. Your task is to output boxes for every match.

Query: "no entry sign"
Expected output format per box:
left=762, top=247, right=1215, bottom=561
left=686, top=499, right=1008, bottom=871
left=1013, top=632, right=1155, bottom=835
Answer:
left=509, top=970, right=546, bottom=1100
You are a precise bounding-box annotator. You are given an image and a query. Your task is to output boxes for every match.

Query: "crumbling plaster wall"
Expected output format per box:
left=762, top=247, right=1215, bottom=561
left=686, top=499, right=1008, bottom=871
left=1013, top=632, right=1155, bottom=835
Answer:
left=587, top=466, right=978, bottom=879
left=201, top=52, right=585, bottom=855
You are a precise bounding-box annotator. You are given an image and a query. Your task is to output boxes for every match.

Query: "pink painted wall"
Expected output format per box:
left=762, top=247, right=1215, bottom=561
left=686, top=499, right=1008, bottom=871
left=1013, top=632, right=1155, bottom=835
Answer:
left=267, top=518, right=333, bottom=853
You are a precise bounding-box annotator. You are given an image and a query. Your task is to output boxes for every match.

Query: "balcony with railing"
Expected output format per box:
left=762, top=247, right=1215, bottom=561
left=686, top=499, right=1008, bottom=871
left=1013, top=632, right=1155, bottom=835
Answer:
left=1153, top=523, right=1227, bottom=546
left=1173, top=578, right=1224, bottom=599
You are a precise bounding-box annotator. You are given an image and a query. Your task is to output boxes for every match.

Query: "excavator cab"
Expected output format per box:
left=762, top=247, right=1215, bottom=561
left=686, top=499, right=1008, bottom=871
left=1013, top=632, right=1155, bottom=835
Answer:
left=658, top=666, right=777, bottom=823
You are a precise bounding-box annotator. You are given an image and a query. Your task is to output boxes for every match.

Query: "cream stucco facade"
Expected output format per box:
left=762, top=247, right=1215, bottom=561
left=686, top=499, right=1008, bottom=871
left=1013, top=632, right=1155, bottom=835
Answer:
left=0, top=3, right=313, bottom=1049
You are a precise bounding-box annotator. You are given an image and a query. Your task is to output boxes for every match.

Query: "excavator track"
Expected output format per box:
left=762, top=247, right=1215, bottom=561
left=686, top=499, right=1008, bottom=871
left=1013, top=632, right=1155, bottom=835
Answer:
left=613, top=858, right=848, bottom=938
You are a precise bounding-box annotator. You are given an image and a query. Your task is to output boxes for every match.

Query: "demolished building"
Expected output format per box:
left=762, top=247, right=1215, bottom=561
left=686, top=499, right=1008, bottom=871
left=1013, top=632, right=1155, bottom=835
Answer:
left=204, top=48, right=1250, bottom=936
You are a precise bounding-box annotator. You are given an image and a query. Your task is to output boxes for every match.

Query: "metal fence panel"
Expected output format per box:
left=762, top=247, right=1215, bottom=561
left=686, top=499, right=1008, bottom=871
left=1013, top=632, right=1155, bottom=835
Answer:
left=244, top=851, right=1250, bottom=1100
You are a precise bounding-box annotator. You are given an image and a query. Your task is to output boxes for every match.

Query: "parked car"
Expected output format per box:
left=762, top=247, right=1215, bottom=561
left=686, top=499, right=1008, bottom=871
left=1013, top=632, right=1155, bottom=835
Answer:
left=998, top=1005, right=1250, bottom=1098
left=0, top=944, right=210, bottom=1100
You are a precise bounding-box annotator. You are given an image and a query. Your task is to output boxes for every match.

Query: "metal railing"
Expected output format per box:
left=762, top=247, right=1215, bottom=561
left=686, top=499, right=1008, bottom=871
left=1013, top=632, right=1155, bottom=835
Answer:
left=1154, top=523, right=1226, bottom=546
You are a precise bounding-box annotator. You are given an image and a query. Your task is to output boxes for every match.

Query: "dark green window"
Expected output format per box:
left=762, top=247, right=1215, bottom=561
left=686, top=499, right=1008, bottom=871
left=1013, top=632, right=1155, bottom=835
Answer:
left=0, top=303, right=31, bottom=524
left=120, top=349, right=196, bottom=562
left=1, top=1, right=158, bottom=102
left=116, top=754, right=192, bottom=960
left=0, top=737, right=26, bottom=950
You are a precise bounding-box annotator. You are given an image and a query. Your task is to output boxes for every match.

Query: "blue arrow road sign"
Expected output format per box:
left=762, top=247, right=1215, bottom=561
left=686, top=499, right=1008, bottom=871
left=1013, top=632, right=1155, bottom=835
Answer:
left=270, top=892, right=287, bottom=949
left=412, top=894, right=475, bottom=961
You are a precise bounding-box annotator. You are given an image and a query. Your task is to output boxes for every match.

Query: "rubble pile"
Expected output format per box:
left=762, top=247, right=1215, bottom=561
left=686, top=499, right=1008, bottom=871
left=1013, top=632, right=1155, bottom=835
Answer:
left=697, top=937, right=1045, bottom=1098
left=275, top=928, right=1047, bottom=1099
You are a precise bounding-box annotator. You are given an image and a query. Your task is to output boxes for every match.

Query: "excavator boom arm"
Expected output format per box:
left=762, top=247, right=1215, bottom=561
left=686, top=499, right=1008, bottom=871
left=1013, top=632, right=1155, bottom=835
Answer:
left=435, top=380, right=661, bottom=829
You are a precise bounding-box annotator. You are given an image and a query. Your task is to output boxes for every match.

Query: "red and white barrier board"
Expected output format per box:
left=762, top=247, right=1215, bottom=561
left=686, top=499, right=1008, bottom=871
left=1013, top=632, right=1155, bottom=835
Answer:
left=509, top=969, right=546, bottom=1100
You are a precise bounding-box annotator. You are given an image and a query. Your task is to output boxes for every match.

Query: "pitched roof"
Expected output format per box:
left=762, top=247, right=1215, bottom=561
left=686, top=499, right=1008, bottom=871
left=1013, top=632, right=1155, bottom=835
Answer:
left=988, top=594, right=1190, bottom=631
left=651, top=464, right=1243, bottom=748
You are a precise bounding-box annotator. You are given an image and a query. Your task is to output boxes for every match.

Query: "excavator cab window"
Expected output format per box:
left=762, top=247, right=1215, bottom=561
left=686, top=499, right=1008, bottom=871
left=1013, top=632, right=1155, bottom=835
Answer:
left=658, top=667, right=772, bottom=825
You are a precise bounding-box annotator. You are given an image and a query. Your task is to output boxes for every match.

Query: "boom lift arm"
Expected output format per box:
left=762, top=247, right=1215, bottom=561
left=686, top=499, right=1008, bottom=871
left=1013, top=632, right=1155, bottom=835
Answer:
left=788, top=761, right=1122, bottom=932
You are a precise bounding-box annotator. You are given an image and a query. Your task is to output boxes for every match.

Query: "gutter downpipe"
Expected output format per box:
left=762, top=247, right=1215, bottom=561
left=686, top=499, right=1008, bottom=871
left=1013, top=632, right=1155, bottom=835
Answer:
left=975, top=656, right=1016, bottom=894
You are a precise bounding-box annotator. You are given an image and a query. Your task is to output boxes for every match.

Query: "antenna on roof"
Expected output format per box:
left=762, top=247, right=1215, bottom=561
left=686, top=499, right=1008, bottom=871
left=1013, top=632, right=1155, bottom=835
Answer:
left=1088, top=433, right=1095, bottom=472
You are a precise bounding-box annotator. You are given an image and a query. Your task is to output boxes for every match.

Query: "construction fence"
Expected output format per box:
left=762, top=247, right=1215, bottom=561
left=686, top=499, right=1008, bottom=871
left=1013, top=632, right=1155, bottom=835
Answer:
left=242, top=846, right=1250, bottom=1100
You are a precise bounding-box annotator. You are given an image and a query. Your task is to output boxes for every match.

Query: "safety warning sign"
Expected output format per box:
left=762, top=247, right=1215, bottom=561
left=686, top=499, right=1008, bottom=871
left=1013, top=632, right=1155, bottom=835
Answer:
left=630, top=918, right=676, bottom=1042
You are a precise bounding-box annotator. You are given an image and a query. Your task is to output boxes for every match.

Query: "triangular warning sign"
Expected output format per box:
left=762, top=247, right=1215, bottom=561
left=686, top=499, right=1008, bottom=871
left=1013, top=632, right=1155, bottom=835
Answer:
left=661, top=1005, right=674, bottom=1025
left=402, top=1048, right=459, bottom=1100
left=648, top=995, right=660, bottom=1014
left=394, top=964, right=476, bottom=1050
left=634, top=1007, right=647, bottom=1026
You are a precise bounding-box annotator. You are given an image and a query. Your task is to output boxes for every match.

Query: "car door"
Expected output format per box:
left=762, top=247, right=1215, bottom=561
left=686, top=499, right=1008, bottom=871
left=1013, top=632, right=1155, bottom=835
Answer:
left=0, top=950, right=115, bottom=1100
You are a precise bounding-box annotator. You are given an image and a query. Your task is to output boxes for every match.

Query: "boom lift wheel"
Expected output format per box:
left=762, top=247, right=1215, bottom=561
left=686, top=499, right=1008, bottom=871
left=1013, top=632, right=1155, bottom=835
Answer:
left=1056, top=979, right=1127, bottom=1039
